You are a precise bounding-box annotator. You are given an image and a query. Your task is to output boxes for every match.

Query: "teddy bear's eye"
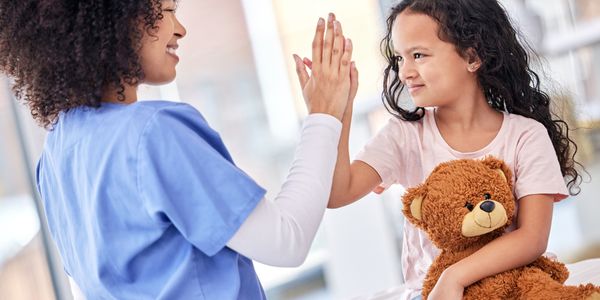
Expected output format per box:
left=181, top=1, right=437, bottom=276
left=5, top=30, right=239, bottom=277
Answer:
left=464, top=201, right=475, bottom=211
left=484, top=193, right=491, bottom=200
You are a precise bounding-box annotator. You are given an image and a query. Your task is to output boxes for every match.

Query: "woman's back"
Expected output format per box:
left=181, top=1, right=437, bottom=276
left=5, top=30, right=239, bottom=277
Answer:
left=37, top=101, right=266, bottom=299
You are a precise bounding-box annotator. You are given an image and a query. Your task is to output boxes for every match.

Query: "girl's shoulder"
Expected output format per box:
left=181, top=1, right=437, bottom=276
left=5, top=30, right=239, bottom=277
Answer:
left=503, top=112, right=547, bottom=134
left=384, top=108, right=429, bottom=130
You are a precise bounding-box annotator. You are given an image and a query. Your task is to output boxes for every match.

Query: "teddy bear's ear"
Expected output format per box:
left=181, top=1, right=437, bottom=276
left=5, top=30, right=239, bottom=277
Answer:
left=402, top=185, right=426, bottom=225
left=480, top=156, right=513, bottom=189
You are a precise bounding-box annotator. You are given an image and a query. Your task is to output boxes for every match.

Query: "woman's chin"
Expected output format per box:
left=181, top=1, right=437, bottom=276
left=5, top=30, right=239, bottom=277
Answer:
left=144, top=72, right=177, bottom=86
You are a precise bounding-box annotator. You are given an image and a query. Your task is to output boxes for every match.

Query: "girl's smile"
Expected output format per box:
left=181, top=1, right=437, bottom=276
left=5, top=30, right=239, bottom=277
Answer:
left=407, top=83, right=425, bottom=94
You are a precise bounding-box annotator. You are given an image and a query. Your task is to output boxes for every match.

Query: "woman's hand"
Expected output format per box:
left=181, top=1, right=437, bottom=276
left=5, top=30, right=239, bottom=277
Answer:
left=428, top=268, right=465, bottom=300
left=293, top=13, right=357, bottom=121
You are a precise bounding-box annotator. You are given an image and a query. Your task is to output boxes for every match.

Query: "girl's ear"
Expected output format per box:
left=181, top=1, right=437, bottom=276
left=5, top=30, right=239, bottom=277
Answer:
left=465, top=48, right=482, bottom=72
left=402, top=184, right=427, bottom=228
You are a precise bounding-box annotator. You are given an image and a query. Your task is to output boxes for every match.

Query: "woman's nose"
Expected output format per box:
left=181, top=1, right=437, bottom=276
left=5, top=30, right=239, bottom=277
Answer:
left=174, top=17, right=187, bottom=38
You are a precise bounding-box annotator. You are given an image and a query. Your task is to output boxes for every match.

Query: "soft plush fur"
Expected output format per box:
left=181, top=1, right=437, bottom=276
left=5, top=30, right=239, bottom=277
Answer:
left=402, top=157, right=600, bottom=300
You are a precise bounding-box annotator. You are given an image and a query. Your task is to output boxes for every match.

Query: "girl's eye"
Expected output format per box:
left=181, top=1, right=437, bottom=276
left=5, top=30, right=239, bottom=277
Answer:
left=394, top=55, right=403, bottom=63
left=163, top=8, right=176, bottom=13
left=414, top=53, right=424, bottom=59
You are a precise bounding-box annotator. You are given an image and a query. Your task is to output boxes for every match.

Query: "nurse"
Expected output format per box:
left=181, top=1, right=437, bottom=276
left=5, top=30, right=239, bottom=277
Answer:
left=0, top=0, right=356, bottom=299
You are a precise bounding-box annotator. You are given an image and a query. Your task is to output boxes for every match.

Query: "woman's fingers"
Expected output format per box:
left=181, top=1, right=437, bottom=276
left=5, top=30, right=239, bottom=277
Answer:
left=322, top=13, right=336, bottom=69
left=295, top=13, right=354, bottom=120
left=293, top=54, right=309, bottom=88
left=311, top=18, right=325, bottom=71
left=330, top=20, right=345, bottom=74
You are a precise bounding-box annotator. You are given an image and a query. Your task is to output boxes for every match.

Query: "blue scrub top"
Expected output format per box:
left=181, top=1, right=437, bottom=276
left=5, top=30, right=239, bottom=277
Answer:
left=36, top=101, right=267, bottom=299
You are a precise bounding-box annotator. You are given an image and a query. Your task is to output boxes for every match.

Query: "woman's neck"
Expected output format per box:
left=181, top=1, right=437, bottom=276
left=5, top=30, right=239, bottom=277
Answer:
left=101, top=83, right=138, bottom=104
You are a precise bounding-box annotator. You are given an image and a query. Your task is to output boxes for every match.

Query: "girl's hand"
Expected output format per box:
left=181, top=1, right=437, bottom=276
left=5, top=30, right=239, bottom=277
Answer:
left=428, top=269, right=465, bottom=300
left=293, top=13, right=356, bottom=121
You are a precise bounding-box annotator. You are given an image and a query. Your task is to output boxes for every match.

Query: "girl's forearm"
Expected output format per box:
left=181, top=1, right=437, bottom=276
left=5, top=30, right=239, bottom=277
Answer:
left=328, top=107, right=353, bottom=208
left=447, top=228, right=548, bottom=287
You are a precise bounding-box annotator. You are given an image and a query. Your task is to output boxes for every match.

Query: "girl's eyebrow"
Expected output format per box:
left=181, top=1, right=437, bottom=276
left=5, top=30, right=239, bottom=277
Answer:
left=395, top=45, right=430, bottom=55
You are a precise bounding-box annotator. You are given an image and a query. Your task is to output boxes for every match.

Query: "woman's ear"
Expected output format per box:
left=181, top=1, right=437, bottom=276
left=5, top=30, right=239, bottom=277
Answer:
left=465, top=48, right=482, bottom=72
left=402, top=185, right=427, bottom=228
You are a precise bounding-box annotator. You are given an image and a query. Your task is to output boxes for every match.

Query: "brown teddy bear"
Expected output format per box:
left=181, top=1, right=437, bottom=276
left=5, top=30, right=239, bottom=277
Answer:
left=402, top=157, right=600, bottom=299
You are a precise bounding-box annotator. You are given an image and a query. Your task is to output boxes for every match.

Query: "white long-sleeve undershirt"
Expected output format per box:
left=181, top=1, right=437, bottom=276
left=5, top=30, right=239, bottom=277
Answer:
left=226, top=113, right=342, bottom=267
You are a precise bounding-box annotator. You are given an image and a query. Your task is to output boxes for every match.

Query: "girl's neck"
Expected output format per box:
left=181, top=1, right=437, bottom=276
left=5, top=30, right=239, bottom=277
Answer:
left=101, top=83, right=138, bottom=104
left=434, top=89, right=501, bottom=132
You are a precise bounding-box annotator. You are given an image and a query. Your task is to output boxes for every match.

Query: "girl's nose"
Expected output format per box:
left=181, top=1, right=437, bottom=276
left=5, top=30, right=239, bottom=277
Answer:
left=399, top=61, right=417, bottom=81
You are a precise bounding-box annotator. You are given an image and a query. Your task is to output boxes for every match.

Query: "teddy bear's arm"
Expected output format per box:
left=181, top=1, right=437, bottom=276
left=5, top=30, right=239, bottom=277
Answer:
left=529, top=256, right=569, bottom=283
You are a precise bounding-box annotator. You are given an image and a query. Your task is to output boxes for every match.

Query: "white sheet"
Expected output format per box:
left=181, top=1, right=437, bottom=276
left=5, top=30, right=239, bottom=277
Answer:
left=356, top=258, right=600, bottom=300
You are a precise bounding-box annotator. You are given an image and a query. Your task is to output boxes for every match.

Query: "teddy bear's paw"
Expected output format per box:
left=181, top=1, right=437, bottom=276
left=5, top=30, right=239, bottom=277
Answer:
left=586, top=292, right=600, bottom=300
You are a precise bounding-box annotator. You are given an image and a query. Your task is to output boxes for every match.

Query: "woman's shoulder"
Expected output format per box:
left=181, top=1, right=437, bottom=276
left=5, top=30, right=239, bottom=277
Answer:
left=50, top=101, right=206, bottom=149
left=103, top=100, right=206, bottom=130
left=112, top=100, right=199, bottom=118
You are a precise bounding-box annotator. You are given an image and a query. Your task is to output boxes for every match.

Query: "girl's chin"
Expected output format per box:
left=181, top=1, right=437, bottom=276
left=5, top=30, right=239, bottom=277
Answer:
left=412, top=98, right=434, bottom=108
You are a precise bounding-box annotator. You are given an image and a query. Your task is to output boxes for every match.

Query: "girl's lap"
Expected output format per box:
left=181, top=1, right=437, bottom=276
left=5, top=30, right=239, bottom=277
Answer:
left=358, top=258, right=600, bottom=300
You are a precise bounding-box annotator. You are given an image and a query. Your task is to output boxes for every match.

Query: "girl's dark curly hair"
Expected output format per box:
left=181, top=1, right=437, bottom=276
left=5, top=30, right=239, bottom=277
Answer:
left=0, top=0, right=167, bottom=129
left=380, top=0, right=582, bottom=195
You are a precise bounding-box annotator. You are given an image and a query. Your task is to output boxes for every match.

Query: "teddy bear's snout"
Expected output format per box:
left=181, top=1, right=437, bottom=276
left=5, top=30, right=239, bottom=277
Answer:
left=480, top=201, right=495, bottom=213
left=462, top=200, right=508, bottom=237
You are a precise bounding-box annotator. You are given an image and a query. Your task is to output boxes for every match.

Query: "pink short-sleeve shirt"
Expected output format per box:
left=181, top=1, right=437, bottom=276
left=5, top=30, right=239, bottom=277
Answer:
left=355, top=108, right=568, bottom=297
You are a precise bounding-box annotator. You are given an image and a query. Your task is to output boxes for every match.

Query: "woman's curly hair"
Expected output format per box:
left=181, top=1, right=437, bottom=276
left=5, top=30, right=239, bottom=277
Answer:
left=0, top=0, right=166, bottom=129
left=380, top=0, right=582, bottom=195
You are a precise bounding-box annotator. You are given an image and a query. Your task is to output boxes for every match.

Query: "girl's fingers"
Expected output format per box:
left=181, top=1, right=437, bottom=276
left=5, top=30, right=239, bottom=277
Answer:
left=322, top=13, right=336, bottom=70
left=373, top=186, right=385, bottom=194
left=311, top=18, right=325, bottom=71
left=330, top=20, right=345, bottom=73
left=338, top=38, right=353, bottom=79
left=303, top=57, right=313, bottom=70
left=349, top=61, right=359, bottom=100
left=293, top=54, right=309, bottom=88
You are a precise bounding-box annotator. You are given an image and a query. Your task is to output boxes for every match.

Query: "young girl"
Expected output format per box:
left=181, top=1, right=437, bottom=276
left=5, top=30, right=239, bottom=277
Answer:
left=0, top=1, right=357, bottom=299
left=323, top=0, right=582, bottom=299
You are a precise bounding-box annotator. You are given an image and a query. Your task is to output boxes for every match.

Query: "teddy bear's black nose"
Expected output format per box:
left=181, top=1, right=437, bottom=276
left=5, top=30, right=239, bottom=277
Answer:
left=480, top=201, right=495, bottom=213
